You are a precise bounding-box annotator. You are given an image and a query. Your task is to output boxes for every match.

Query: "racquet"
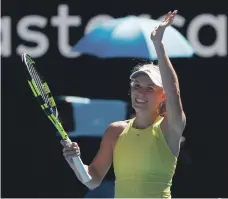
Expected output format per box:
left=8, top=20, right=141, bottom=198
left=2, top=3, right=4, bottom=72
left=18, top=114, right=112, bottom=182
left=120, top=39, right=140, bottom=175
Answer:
left=21, top=53, right=92, bottom=183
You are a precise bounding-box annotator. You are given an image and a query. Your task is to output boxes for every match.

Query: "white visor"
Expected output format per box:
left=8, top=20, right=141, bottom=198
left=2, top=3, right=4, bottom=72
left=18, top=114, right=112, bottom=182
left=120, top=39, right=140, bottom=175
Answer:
left=130, top=65, right=163, bottom=88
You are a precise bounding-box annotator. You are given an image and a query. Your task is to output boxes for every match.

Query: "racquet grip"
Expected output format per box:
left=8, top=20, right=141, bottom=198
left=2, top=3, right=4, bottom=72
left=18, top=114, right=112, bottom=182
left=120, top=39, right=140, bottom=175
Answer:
left=65, top=138, right=92, bottom=184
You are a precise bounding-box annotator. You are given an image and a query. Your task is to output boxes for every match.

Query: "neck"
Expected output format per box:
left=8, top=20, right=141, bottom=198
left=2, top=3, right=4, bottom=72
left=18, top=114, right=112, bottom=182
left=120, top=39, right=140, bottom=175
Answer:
left=133, top=111, right=159, bottom=129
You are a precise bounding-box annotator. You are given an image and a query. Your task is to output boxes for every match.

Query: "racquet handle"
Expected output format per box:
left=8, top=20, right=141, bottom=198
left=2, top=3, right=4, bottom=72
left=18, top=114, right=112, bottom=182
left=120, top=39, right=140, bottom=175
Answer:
left=65, top=138, right=92, bottom=184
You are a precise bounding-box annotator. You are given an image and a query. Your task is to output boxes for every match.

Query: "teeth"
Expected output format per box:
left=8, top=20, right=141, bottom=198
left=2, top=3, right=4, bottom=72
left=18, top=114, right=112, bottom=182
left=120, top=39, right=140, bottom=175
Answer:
left=135, top=98, right=147, bottom=103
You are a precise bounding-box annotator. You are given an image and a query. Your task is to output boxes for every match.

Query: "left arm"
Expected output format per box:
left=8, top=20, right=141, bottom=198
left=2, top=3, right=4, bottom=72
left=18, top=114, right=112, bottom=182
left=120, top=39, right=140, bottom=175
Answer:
left=154, top=42, right=186, bottom=134
left=151, top=10, right=186, bottom=135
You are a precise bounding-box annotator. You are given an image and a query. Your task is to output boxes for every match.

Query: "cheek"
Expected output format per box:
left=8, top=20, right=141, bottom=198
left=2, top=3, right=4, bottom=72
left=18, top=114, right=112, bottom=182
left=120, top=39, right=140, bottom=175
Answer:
left=147, top=93, right=159, bottom=105
left=130, top=89, right=137, bottom=97
left=146, top=92, right=156, bottom=100
left=130, top=91, right=135, bottom=100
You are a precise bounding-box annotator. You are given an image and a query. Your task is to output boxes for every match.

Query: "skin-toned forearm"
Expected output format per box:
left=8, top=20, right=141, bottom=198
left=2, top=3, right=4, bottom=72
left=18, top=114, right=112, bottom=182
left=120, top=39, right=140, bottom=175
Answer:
left=154, top=42, right=180, bottom=95
left=150, top=10, right=186, bottom=132
left=153, top=41, right=185, bottom=130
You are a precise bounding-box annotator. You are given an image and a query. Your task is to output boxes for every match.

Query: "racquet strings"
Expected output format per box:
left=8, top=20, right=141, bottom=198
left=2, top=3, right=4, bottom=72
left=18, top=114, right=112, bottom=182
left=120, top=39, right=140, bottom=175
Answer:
left=28, top=56, right=62, bottom=122
left=25, top=54, right=63, bottom=127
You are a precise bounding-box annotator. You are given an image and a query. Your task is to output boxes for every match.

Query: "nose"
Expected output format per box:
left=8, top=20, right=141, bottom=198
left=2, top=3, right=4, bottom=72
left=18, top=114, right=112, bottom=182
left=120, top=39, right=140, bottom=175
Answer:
left=138, top=87, right=147, bottom=96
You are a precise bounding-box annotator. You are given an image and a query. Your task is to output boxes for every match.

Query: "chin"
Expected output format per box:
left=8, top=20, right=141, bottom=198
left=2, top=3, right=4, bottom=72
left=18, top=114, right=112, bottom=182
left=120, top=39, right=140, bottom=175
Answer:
left=132, top=104, right=148, bottom=113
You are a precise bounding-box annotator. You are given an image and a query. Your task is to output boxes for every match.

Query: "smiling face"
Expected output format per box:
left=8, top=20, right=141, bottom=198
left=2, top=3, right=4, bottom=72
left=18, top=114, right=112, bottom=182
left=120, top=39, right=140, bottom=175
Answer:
left=130, top=74, right=165, bottom=114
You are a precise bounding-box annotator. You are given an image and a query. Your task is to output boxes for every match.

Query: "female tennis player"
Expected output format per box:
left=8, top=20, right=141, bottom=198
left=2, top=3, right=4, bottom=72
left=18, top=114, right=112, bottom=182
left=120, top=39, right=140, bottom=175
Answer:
left=62, top=10, right=186, bottom=198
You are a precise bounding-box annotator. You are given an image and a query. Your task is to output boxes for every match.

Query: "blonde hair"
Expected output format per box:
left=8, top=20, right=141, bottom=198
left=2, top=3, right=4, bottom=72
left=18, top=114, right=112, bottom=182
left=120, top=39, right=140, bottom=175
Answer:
left=157, top=101, right=167, bottom=117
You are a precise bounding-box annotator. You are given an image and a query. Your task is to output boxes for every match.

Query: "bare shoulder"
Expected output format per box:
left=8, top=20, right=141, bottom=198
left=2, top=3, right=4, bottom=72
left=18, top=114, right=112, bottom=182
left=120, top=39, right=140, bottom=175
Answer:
left=102, top=120, right=130, bottom=147
left=107, top=120, right=130, bottom=135
left=109, top=120, right=130, bottom=128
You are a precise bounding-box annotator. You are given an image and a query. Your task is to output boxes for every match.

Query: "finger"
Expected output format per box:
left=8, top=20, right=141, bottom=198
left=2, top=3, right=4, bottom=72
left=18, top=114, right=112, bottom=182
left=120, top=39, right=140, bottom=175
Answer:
left=164, top=11, right=172, bottom=20
left=63, top=151, right=80, bottom=160
left=169, top=15, right=175, bottom=23
left=63, top=150, right=80, bottom=157
left=64, top=152, right=81, bottom=160
left=167, top=11, right=172, bottom=15
left=65, top=142, right=79, bottom=149
left=71, top=142, right=79, bottom=148
left=60, top=140, right=72, bottom=148
left=165, top=10, right=177, bottom=21
left=63, top=151, right=76, bottom=157
left=63, top=145, right=80, bottom=152
left=169, top=10, right=178, bottom=20
left=165, top=11, right=176, bottom=24
left=62, top=147, right=71, bottom=152
left=61, top=140, right=79, bottom=149
left=173, top=10, right=178, bottom=15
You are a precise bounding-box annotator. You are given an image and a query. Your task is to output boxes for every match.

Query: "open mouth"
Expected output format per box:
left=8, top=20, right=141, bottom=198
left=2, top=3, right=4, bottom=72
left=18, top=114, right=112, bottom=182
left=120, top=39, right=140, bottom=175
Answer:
left=135, top=98, right=148, bottom=103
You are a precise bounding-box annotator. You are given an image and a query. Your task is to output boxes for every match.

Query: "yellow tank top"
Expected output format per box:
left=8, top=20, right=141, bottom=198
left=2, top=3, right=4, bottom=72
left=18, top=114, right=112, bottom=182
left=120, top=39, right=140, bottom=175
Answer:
left=113, top=116, right=177, bottom=198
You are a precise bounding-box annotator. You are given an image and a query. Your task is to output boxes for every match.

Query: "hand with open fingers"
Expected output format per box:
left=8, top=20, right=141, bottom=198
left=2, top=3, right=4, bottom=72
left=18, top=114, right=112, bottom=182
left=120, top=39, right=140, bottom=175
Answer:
left=151, top=10, right=178, bottom=43
left=61, top=141, right=81, bottom=170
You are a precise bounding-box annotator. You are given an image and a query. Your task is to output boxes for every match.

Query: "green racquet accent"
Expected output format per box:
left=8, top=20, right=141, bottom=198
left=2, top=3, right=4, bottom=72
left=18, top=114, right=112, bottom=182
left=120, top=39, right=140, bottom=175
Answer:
left=21, top=53, right=92, bottom=183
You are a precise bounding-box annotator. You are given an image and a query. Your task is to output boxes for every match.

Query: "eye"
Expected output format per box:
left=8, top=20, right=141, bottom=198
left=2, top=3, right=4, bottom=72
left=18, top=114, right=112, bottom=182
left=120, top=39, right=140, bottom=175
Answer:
left=147, top=86, right=154, bottom=92
left=131, top=82, right=140, bottom=89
